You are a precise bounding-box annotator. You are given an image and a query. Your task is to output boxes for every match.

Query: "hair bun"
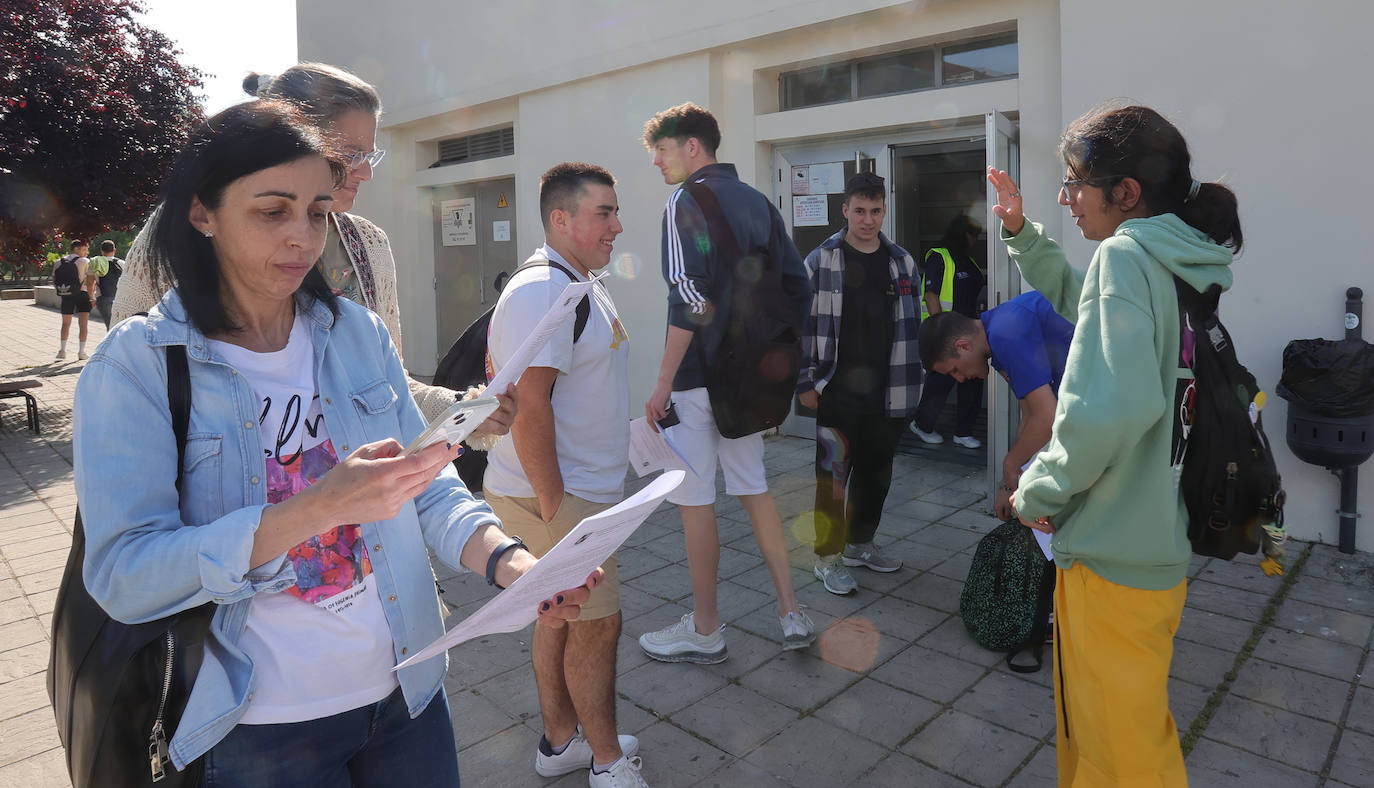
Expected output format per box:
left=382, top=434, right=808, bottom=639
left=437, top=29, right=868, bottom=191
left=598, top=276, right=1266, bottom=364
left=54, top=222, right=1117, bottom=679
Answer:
left=242, top=72, right=275, bottom=97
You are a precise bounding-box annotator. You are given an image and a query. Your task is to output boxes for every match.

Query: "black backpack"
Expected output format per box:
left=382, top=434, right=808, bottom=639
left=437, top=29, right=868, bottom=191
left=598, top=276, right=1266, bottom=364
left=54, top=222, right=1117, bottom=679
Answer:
left=54, top=254, right=82, bottom=296
left=432, top=259, right=590, bottom=491
left=1171, top=279, right=1286, bottom=560
left=683, top=181, right=803, bottom=439
left=959, top=520, right=1055, bottom=672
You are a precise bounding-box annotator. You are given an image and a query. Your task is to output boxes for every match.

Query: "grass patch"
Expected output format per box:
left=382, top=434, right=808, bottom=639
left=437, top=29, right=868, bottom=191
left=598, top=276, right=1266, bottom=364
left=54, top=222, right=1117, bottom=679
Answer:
left=1179, top=542, right=1313, bottom=755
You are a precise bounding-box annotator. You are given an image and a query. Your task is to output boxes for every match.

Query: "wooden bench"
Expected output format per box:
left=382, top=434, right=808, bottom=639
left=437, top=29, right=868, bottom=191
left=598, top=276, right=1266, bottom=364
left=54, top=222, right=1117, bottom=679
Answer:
left=0, top=379, right=42, bottom=434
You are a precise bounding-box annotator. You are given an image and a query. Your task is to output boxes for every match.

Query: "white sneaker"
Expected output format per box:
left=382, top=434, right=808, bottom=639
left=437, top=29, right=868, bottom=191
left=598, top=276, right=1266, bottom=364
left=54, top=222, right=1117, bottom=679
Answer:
left=77, top=351, right=89, bottom=360
left=638, top=613, right=727, bottom=664
left=952, top=434, right=982, bottom=449
left=535, top=726, right=640, bottom=777
left=909, top=423, right=944, bottom=444
left=813, top=555, right=857, bottom=595
left=780, top=608, right=815, bottom=650
left=55, top=349, right=66, bottom=360
left=589, top=756, right=649, bottom=788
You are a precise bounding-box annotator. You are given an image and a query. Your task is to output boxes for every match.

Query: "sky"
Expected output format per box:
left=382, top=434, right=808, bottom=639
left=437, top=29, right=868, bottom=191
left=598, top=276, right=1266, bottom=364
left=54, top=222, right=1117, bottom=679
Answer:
left=135, top=0, right=299, bottom=115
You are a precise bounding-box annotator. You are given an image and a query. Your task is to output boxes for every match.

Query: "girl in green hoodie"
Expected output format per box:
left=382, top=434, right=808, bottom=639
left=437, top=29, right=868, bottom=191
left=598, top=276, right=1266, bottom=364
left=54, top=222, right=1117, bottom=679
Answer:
left=989, top=105, right=1243, bottom=787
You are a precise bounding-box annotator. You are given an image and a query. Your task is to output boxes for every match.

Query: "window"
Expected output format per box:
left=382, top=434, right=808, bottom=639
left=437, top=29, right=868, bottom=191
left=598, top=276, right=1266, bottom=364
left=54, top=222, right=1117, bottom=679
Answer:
left=779, top=33, right=1017, bottom=111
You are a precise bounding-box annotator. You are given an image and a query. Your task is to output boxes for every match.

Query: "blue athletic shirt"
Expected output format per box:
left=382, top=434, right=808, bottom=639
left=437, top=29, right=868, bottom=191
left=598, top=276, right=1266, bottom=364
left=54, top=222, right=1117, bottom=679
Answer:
left=982, top=290, right=1074, bottom=398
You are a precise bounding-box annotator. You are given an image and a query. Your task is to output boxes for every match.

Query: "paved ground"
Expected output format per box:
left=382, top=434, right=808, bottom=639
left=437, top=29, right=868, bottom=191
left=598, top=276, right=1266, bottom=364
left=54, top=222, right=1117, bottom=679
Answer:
left=2, top=296, right=1372, bottom=787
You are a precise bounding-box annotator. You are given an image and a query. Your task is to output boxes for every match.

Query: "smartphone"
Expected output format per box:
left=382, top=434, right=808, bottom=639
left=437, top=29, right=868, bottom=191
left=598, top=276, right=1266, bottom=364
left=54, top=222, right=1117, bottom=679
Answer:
left=656, top=400, right=681, bottom=431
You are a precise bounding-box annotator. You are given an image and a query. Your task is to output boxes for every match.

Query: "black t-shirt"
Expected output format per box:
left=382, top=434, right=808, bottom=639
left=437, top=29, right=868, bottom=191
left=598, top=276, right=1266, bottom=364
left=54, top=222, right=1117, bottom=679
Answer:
left=922, top=248, right=986, bottom=318
left=826, top=241, right=894, bottom=413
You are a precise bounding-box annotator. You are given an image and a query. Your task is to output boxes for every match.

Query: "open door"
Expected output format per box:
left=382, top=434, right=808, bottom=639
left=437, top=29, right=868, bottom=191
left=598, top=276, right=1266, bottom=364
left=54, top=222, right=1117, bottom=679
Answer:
left=984, top=111, right=1020, bottom=503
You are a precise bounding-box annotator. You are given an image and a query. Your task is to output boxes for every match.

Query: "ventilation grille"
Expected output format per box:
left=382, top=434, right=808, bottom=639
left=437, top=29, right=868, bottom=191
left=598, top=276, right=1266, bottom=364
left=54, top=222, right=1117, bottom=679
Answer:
left=436, top=127, right=514, bottom=166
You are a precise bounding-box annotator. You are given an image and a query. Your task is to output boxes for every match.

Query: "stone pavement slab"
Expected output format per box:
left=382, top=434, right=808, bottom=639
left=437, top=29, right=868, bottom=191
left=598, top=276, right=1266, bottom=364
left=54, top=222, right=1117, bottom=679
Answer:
left=5, top=298, right=1374, bottom=786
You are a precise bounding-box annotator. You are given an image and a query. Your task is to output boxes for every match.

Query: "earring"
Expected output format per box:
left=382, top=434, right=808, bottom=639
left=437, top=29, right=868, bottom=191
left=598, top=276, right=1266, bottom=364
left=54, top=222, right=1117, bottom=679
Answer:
left=203, top=230, right=213, bottom=238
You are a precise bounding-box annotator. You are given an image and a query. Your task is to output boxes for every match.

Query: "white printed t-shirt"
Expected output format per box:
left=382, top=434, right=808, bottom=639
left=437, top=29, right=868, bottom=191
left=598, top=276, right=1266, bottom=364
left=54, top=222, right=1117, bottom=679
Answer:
left=208, top=313, right=398, bottom=724
left=483, top=245, right=630, bottom=503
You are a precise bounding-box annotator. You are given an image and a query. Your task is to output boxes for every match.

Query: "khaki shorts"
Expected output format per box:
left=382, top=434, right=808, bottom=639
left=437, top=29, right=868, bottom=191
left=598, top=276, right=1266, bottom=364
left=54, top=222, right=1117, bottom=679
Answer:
left=486, top=493, right=620, bottom=620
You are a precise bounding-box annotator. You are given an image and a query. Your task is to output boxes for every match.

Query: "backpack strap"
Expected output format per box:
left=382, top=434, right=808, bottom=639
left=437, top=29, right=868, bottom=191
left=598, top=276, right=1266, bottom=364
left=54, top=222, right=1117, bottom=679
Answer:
left=514, top=258, right=591, bottom=343
left=681, top=180, right=743, bottom=268
left=1006, top=558, right=1056, bottom=674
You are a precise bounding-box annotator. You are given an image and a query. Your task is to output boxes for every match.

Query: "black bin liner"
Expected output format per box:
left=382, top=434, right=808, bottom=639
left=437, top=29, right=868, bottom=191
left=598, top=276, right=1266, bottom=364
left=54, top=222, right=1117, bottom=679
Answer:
left=1276, top=338, right=1374, bottom=418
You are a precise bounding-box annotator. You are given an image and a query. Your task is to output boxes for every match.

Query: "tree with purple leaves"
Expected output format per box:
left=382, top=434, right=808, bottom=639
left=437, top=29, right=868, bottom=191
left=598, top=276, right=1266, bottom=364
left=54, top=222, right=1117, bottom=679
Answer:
left=0, top=0, right=205, bottom=272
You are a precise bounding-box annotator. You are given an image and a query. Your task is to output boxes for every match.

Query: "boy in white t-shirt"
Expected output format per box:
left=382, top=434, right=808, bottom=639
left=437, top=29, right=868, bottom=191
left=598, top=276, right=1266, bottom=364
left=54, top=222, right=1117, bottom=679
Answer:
left=483, top=163, right=645, bottom=788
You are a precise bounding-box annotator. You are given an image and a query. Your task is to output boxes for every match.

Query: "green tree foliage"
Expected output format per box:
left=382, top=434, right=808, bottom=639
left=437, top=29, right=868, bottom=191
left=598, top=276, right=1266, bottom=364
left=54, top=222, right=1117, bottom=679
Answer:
left=0, top=0, right=205, bottom=271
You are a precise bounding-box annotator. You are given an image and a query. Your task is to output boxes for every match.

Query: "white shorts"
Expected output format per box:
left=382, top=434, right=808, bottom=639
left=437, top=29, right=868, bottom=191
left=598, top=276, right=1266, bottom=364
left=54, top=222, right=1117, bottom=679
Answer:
left=664, top=387, right=768, bottom=506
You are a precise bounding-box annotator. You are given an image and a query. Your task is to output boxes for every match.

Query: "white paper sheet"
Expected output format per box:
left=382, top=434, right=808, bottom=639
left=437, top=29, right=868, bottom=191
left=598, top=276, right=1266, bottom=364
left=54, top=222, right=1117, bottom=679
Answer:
left=483, top=272, right=603, bottom=396
left=627, top=417, right=696, bottom=477
left=1033, top=529, right=1053, bottom=561
left=396, top=469, right=685, bottom=670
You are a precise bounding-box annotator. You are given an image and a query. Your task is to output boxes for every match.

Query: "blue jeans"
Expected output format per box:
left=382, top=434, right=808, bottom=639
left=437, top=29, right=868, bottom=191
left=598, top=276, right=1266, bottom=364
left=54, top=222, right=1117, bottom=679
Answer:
left=204, top=688, right=460, bottom=787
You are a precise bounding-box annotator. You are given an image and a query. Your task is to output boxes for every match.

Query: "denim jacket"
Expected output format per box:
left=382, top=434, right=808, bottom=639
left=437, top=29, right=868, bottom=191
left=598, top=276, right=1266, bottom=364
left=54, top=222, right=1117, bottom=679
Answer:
left=72, top=290, right=496, bottom=770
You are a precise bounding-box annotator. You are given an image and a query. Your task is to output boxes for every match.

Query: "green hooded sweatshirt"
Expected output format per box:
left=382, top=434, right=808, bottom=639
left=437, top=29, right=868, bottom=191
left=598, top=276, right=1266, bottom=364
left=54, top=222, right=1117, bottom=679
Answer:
left=1003, top=214, right=1233, bottom=590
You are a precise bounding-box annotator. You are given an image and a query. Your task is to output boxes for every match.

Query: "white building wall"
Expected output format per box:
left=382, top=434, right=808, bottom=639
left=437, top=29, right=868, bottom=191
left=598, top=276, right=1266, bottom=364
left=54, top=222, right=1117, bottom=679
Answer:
left=1058, top=0, right=1374, bottom=550
left=303, top=0, right=1374, bottom=549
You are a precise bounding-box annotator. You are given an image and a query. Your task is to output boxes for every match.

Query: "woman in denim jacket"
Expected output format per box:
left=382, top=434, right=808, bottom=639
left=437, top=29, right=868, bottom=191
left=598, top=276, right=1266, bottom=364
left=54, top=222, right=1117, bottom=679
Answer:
left=72, top=100, right=596, bottom=787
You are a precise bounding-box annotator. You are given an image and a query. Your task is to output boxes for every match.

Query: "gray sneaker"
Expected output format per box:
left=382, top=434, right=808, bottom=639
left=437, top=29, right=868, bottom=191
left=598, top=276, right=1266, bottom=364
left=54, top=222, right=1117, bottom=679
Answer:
left=639, top=612, right=727, bottom=664
left=780, top=608, right=815, bottom=650
left=814, top=555, right=857, bottom=595
left=842, top=542, right=902, bottom=573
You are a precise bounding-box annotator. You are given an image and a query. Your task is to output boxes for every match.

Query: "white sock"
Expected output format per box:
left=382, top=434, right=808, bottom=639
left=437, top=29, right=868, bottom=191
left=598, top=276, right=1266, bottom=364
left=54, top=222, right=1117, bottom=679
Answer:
left=59, top=341, right=67, bottom=353
left=593, top=756, right=625, bottom=774
left=78, top=342, right=87, bottom=354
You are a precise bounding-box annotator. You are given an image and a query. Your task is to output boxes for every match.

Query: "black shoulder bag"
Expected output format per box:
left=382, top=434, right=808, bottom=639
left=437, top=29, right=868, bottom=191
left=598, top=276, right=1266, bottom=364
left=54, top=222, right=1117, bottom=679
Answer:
left=48, top=345, right=215, bottom=786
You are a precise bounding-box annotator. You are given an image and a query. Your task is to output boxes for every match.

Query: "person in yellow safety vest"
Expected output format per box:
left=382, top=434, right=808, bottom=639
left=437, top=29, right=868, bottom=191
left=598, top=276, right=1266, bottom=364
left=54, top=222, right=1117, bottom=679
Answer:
left=910, top=214, right=986, bottom=448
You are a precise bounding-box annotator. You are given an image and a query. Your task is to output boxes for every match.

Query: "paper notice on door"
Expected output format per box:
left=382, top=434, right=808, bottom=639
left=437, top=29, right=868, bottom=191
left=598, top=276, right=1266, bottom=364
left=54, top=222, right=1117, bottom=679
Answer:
left=484, top=272, right=602, bottom=396
left=441, top=197, right=476, bottom=246
left=793, top=194, right=828, bottom=227
left=396, top=470, right=685, bottom=670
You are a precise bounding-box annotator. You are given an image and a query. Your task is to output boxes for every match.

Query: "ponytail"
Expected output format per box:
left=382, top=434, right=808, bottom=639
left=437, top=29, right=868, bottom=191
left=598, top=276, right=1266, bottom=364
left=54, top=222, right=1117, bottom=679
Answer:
left=1180, top=181, right=1243, bottom=254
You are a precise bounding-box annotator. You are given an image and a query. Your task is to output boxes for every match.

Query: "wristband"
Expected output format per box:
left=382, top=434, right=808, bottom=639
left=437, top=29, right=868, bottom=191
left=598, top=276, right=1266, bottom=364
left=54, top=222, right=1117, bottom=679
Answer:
left=485, top=535, right=528, bottom=589
left=1000, top=483, right=1017, bottom=493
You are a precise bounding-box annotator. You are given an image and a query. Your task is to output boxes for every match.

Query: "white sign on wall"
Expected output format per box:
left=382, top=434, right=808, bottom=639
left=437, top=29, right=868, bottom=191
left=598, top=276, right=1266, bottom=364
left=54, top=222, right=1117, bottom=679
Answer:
left=441, top=197, right=476, bottom=246
left=793, top=194, right=828, bottom=227
left=492, top=220, right=511, bottom=242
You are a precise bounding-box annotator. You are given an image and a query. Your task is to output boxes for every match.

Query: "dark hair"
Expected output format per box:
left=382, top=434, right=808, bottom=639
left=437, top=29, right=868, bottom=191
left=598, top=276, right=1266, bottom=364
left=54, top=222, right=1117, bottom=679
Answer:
left=1060, top=104, right=1242, bottom=253
left=642, top=102, right=721, bottom=156
left=937, top=214, right=983, bottom=259
left=146, top=100, right=345, bottom=336
left=99, top=240, right=116, bottom=253
left=243, top=63, right=382, bottom=126
left=918, top=310, right=980, bottom=369
left=69, top=239, right=87, bottom=251
left=843, top=172, right=885, bottom=205
left=539, top=162, right=616, bottom=232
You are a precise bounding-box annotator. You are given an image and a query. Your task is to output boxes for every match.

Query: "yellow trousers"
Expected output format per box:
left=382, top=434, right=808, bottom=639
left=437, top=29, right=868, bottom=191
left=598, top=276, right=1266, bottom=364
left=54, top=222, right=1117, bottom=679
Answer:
left=1053, top=563, right=1189, bottom=787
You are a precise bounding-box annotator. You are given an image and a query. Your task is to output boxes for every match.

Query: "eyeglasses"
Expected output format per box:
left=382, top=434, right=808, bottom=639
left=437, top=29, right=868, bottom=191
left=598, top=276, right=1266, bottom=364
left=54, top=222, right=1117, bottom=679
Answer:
left=1060, top=174, right=1121, bottom=200
left=343, top=148, right=386, bottom=170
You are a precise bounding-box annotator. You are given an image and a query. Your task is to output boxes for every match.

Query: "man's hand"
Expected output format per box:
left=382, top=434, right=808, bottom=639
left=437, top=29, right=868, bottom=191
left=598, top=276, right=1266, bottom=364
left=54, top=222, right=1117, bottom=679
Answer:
left=1011, top=489, right=1054, bottom=534
left=994, top=485, right=1016, bottom=521
left=798, top=389, right=819, bottom=411
left=644, top=380, right=673, bottom=431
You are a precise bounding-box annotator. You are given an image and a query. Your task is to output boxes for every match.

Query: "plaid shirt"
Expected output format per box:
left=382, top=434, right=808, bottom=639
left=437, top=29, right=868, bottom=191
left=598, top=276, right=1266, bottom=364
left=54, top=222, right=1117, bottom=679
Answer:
left=798, top=229, right=923, bottom=417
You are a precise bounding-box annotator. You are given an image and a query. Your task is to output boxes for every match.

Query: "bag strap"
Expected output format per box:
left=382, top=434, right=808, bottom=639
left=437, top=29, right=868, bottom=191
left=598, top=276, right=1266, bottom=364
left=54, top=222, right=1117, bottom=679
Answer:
left=681, top=180, right=743, bottom=266
left=1006, top=557, right=1056, bottom=674
left=166, top=345, right=191, bottom=491
left=514, top=258, right=591, bottom=342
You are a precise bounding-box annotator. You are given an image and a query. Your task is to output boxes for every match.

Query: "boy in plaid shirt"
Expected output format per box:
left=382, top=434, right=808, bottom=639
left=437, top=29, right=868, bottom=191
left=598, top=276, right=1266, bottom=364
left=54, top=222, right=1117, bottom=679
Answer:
left=797, top=173, right=924, bottom=595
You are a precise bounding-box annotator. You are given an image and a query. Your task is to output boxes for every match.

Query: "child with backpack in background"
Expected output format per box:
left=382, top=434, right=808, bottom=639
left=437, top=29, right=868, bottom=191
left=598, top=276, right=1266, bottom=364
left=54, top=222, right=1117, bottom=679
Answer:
left=989, top=104, right=1245, bottom=787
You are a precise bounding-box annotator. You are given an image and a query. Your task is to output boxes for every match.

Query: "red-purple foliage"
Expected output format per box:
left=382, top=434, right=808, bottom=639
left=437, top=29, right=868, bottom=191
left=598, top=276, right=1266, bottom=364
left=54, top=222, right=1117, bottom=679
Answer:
left=0, top=0, right=205, bottom=269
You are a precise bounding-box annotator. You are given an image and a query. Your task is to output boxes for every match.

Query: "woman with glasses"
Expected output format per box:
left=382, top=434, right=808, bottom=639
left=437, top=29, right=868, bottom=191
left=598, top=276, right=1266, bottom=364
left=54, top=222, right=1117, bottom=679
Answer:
left=988, top=104, right=1242, bottom=787
left=112, top=63, right=508, bottom=428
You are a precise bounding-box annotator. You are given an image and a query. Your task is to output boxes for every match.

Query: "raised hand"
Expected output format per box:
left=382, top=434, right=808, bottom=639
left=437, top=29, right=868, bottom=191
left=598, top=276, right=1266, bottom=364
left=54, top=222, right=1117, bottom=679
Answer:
left=987, top=166, right=1026, bottom=236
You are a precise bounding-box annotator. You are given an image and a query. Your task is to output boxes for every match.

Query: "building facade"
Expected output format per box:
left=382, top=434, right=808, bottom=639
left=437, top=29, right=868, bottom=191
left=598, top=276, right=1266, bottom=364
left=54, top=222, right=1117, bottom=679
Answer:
left=301, top=0, right=1374, bottom=551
